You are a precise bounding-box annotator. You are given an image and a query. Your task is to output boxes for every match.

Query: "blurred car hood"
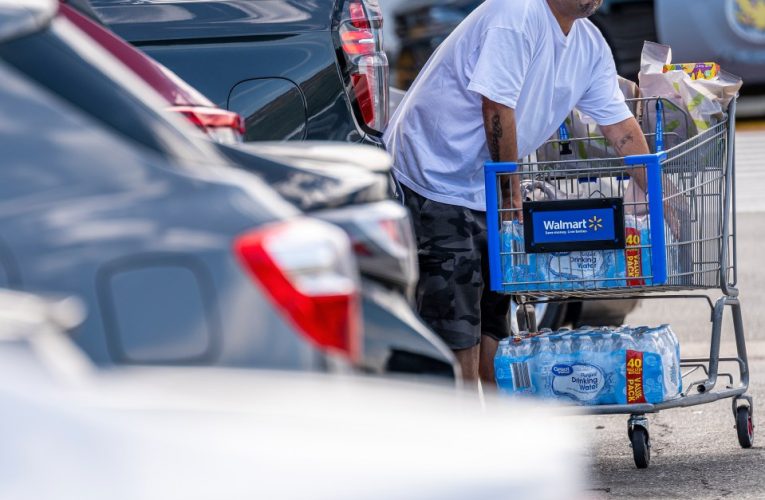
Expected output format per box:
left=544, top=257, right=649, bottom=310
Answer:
left=0, top=368, right=587, bottom=500
left=0, top=0, right=55, bottom=43
left=219, top=142, right=393, bottom=212
left=0, top=288, right=586, bottom=499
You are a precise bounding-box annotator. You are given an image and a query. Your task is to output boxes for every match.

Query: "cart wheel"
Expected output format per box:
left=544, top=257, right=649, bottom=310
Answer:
left=630, top=426, right=651, bottom=469
left=736, top=406, right=754, bottom=449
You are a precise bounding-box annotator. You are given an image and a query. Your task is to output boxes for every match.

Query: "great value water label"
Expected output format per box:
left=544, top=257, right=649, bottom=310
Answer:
left=548, top=251, right=606, bottom=277
left=551, top=363, right=606, bottom=402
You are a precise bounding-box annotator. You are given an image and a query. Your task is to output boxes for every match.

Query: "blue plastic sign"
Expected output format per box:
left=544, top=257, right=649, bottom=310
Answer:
left=523, top=198, right=625, bottom=253
left=533, top=207, right=616, bottom=243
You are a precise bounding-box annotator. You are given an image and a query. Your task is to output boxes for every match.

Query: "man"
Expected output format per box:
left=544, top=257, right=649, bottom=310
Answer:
left=384, top=0, right=652, bottom=386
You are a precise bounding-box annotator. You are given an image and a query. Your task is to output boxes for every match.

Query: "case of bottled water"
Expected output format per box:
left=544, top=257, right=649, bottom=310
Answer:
left=495, top=325, right=682, bottom=405
left=501, top=221, right=541, bottom=291
left=500, top=216, right=675, bottom=291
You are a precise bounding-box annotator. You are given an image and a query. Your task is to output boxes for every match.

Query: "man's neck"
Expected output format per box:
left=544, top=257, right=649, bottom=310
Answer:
left=546, top=0, right=575, bottom=35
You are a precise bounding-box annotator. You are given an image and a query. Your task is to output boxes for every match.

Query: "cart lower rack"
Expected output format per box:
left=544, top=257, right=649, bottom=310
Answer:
left=484, top=97, right=753, bottom=468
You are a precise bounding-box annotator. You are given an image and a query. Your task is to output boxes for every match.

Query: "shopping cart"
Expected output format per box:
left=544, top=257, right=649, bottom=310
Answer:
left=484, top=97, right=753, bottom=469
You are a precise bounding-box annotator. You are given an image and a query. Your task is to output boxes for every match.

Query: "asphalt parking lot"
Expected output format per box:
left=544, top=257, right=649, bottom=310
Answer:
left=584, top=127, right=765, bottom=499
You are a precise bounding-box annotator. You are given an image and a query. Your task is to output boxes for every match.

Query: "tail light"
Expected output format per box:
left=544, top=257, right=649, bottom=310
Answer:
left=234, top=219, right=362, bottom=362
left=335, top=0, right=390, bottom=134
left=168, top=106, right=244, bottom=145
left=316, top=201, right=418, bottom=296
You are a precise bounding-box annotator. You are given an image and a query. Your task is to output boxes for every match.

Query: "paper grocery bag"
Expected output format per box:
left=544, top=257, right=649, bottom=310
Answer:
left=638, top=41, right=742, bottom=138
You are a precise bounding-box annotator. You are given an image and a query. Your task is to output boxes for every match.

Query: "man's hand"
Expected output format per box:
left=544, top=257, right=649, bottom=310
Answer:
left=482, top=97, right=522, bottom=221
left=601, top=117, right=685, bottom=240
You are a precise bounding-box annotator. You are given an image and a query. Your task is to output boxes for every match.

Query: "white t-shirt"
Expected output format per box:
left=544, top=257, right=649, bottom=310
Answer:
left=383, top=0, right=633, bottom=211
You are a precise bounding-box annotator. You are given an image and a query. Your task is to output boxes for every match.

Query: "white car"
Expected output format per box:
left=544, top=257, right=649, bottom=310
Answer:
left=0, top=290, right=587, bottom=500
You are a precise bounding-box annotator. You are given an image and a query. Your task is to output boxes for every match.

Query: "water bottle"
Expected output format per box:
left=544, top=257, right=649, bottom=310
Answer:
left=575, top=333, right=595, bottom=365
left=535, top=335, right=556, bottom=396
left=516, top=335, right=533, bottom=359
left=504, top=221, right=538, bottom=290
left=494, top=338, right=513, bottom=387
left=656, top=324, right=682, bottom=397
left=632, top=325, right=658, bottom=354
left=664, top=325, right=682, bottom=389
left=589, top=331, right=606, bottom=353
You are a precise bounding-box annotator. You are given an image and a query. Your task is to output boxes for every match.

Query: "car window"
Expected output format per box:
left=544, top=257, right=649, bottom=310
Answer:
left=0, top=18, right=224, bottom=166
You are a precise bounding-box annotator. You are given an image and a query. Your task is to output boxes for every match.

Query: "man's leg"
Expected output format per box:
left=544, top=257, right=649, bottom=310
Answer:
left=478, top=336, right=499, bottom=386
left=400, top=184, right=484, bottom=385
left=454, top=344, right=481, bottom=385
left=476, top=205, right=513, bottom=388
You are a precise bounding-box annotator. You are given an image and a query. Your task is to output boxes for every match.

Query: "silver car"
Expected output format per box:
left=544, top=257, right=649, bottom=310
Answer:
left=0, top=289, right=586, bottom=500
left=0, top=0, right=361, bottom=370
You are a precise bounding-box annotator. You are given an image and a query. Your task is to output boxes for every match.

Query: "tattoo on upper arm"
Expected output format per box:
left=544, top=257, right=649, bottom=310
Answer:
left=615, top=132, right=634, bottom=155
left=489, top=114, right=503, bottom=162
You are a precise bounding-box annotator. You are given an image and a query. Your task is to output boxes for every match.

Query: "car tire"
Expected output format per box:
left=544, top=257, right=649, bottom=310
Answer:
left=511, top=300, right=568, bottom=332
left=538, top=302, right=567, bottom=330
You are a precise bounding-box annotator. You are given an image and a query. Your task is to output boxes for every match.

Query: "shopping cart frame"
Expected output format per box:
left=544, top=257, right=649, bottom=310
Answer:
left=484, top=98, right=753, bottom=468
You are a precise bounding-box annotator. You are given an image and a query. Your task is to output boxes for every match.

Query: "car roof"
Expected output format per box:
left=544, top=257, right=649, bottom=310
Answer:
left=0, top=0, right=56, bottom=43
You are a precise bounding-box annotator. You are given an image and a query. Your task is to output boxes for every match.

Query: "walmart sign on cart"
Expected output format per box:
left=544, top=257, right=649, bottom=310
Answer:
left=523, top=198, right=626, bottom=253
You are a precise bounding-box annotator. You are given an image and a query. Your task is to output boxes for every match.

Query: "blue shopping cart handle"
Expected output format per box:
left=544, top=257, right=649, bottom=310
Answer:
left=577, top=175, right=631, bottom=183
left=655, top=99, right=664, bottom=153
left=559, top=123, right=573, bottom=155
left=484, top=162, right=519, bottom=173
left=624, top=152, right=669, bottom=285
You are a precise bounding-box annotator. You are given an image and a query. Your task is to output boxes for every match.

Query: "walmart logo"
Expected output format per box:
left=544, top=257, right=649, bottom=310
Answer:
left=542, top=217, right=602, bottom=233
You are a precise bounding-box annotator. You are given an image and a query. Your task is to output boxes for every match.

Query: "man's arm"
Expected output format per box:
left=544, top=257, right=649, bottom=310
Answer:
left=482, top=97, right=522, bottom=219
left=601, top=116, right=685, bottom=238
left=600, top=116, right=650, bottom=191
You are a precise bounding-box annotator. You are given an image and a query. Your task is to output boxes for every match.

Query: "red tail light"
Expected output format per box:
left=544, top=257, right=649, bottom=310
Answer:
left=168, top=105, right=244, bottom=144
left=234, top=219, right=362, bottom=362
left=336, top=0, right=389, bottom=134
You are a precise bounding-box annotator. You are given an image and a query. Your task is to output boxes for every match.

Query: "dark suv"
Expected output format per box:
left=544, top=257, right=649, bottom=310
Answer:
left=90, top=0, right=389, bottom=145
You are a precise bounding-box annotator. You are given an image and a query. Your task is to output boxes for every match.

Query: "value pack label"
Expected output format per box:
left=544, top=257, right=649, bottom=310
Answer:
left=626, top=350, right=647, bottom=404
left=625, top=227, right=644, bottom=286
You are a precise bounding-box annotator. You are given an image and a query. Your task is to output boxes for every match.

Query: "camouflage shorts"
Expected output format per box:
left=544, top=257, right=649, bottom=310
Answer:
left=400, top=184, right=511, bottom=350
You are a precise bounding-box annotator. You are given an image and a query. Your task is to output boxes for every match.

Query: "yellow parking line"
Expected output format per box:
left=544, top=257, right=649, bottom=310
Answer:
left=737, top=120, right=765, bottom=131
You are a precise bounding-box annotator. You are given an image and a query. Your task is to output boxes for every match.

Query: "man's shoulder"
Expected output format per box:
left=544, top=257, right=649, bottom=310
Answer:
left=576, top=17, right=610, bottom=50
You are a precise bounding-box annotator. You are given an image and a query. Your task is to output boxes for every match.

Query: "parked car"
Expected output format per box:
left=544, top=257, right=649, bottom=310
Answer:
left=1, top=0, right=457, bottom=379
left=89, top=0, right=390, bottom=145
left=390, top=0, right=639, bottom=329
left=62, top=0, right=457, bottom=378
left=0, top=0, right=362, bottom=370
left=220, top=141, right=458, bottom=378
left=61, top=0, right=245, bottom=143
left=0, top=289, right=585, bottom=500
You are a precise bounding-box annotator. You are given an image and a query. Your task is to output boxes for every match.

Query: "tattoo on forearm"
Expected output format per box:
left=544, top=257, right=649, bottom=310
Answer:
left=615, top=132, right=634, bottom=155
left=489, top=113, right=503, bottom=162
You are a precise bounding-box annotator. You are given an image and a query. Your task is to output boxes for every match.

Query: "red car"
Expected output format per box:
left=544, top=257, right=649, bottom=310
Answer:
left=60, top=0, right=244, bottom=143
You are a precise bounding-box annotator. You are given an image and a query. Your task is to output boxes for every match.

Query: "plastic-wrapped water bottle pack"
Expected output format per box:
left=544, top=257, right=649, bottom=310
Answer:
left=500, top=217, right=678, bottom=291
left=494, top=325, right=682, bottom=405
